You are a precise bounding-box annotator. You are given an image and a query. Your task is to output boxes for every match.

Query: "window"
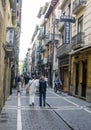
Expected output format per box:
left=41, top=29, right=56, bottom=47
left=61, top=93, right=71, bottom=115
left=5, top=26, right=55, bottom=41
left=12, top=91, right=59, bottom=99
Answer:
left=78, top=16, right=83, bottom=33
left=68, top=4, right=71, bottom=16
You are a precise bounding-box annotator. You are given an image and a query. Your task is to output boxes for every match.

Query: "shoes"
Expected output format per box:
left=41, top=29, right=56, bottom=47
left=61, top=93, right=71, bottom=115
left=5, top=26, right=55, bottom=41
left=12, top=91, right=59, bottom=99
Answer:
left=32, top=103, right=34, bottom=106
left=29, top=104, right=32, bottom=106
left=29, top=103, right=34, bottom=106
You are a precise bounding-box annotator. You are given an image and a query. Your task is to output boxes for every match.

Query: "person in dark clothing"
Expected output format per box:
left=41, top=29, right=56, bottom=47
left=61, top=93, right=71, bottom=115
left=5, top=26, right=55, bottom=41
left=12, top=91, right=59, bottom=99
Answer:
left=15, top=74, right=18, bottom=88
left=24, top=74, right=30, bottom=85
left=39, top=76, right=47, bottom=107
left=24, top=73, right=30, bottom=93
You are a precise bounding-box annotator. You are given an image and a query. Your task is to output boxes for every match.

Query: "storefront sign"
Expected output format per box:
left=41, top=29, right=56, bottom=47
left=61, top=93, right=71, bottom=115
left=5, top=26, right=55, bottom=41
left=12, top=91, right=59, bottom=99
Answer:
left=64, top=22, right=70, bottom=44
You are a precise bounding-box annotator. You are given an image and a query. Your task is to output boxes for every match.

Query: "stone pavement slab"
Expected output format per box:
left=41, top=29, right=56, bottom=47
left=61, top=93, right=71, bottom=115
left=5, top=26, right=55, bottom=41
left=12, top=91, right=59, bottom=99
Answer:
left=47, top=89, right=91, bottom=130
left=0, top=90, right=17, bottom=130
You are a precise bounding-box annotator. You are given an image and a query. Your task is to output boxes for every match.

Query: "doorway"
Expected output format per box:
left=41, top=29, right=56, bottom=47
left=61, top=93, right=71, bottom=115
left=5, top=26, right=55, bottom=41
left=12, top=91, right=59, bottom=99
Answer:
left=81, top=60, right=87, bottom=97
left=75, top=63, right=79, bottom=95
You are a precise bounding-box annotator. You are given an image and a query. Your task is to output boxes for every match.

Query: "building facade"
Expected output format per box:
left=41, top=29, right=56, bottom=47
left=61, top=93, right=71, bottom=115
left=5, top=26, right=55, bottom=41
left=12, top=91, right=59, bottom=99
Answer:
left=26, top=0, right=91, bottom=102
left=70, top=0, right=91, bottom=102
left=0, top=0, right=22, bottom=111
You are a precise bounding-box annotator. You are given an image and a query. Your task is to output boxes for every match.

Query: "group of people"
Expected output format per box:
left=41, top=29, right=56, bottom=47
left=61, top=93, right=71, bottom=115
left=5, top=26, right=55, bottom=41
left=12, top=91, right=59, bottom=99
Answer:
left=15, top=73, right=62, bottom=107
left=28, top=75, right=47, bottom=107
left=16, top=73, right=47, bottom=107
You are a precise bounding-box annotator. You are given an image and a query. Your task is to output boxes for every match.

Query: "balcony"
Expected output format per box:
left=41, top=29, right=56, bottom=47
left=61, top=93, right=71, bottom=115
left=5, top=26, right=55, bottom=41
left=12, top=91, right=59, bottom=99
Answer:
left=37, top=60, right=41, bottom=66
left=47, top=53, right=53, bottom=63
left=45, top=34, right=52, bottom=46
left=51, top=33, right=60, bottom=44
left=43, top=58, right=47, bottom=64
left=72, top=32, right=85, bottom=50
left=4, top=27, right=15, bottom=58
left=10, top=0, right=17, bottom=25
left=37, top=45, right=42, bottom=52
left=10, top=0, right=16, bottom=10
left=57, top=44, right=71, bottom=57
left=45, top=32, right=60, bottom=46
left=38, top=29, right=45, bottom=40
left=73, top=0, right=86, bottom=14
left=41, top=45, right=46, bottom=52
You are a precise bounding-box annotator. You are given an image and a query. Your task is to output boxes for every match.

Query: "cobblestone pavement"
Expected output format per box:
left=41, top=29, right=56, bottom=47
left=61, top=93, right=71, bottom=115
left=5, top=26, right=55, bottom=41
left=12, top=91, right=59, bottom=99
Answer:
left=0, top=87, right=91, bottom=130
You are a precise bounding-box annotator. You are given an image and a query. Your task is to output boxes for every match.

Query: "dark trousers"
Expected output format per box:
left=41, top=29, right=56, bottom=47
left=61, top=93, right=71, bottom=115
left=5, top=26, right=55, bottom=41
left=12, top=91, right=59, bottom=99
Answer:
left=39, top=92, right=46, bottom=106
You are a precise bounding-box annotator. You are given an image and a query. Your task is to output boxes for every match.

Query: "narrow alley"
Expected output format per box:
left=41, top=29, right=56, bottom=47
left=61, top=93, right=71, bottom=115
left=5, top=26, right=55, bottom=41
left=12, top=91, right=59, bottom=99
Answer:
left=0, top=87, right=91, bottom=130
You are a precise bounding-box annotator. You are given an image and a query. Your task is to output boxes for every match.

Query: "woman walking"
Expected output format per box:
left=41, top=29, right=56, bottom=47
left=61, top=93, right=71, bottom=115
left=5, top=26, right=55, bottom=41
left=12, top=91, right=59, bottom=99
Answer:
left=28, top=76, right=36, bottom=106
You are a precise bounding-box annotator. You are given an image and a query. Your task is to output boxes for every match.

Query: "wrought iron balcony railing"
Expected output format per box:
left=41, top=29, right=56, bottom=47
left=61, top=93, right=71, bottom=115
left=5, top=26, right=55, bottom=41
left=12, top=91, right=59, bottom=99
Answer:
left=38, top=31, right=45, bottom=40
left=45, top=33, right=52, bottom=46
left=4, top=27, right=16, bottom=57
left=57, top=44, right=71, bottom=57
left=73, top=0, right=86, bottom=14
left=45, top=32, right=60, bottom=46
left=47, top=53, right=53, bottom=63
left=71, top=32, right=85, bottom=50
left=41, top=45, right=46, bottom=52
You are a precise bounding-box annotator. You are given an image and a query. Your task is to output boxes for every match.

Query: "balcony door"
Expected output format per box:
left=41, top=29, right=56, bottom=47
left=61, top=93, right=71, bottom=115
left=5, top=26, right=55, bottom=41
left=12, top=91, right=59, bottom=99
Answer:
left=78, top=16, right=83, bottom=33
left=75, top=63, right=79, bottom=95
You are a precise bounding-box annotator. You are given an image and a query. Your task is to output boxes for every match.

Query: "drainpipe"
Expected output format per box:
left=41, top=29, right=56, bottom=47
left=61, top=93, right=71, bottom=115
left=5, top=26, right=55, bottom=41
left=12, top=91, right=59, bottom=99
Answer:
left=52, top=16, right=56, bottom=88
left=68, top=0, right=73, bottom=95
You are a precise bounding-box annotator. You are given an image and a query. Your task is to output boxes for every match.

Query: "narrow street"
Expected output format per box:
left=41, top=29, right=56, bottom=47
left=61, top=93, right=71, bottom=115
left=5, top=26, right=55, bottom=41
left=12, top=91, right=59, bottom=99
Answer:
left=0, top=87, right=91, bottom=130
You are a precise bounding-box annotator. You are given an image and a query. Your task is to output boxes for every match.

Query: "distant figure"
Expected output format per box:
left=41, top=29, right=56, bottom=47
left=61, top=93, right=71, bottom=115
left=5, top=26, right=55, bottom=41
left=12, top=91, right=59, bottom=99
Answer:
left=24, top=73, right=30, bottom=85
left=24, top=73, right=30, bottom=93
left=44, top=76, right=48, bottom=87
left=17, top=74, right=22, bottom=92
left=35, top=76, right=39, bottom=93
left=39, top=76, right=47, bottom=107
left=15, top=74, right=18, bottom=88
left=54, top=75, right=62, bottom=93
left=28, top=76, right=36, bottom=106
left=54, top=75, right=62, bottom=86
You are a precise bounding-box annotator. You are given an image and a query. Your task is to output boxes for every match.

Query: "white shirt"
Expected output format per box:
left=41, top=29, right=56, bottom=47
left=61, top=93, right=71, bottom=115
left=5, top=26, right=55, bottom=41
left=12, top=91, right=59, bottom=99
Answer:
left=28, top=79, right=36, bottom=95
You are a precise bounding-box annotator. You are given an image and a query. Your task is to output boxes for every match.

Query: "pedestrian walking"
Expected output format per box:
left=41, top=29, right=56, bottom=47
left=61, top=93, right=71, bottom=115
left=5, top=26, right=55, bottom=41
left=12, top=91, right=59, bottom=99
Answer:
left=15, top=74, right=18, bottom=88
left=44, top=76, right=48, bottom=87
left=17, top=74, right=22, bottom=92
left=28, top=76, right=36, bottom=106
left=39, top=75, right=47, bottom=107
left=35, top=76, right=39, bottom=93
left=24, top=73, right=30, bottom=94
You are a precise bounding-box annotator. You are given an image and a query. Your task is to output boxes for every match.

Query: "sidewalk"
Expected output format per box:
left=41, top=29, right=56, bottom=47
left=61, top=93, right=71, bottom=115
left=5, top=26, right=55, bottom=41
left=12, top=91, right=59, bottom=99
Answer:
left=0, top=89, right=18, bottom=130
